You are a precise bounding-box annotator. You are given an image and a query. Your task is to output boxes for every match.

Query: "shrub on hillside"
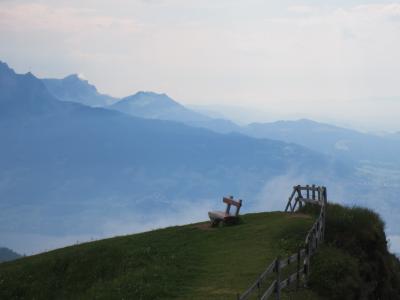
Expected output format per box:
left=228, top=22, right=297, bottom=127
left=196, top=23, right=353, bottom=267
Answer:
left=300, top=203, right=400, bottom=299
left=325, top=204, right=387, bottom=257
left=309, top=246, right=361, bottom=300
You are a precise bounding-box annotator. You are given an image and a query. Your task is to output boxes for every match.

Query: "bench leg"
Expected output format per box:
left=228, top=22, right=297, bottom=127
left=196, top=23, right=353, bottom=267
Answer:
left=211, top=219, right=221, bottom=227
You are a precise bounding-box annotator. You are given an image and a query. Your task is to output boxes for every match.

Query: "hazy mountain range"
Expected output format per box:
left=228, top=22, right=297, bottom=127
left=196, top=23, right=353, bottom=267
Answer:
left=41, top=70, right=400, bottom=165
left=1, top=60, right=399, bottom=254
left=241, top=120, right=400, bottom=165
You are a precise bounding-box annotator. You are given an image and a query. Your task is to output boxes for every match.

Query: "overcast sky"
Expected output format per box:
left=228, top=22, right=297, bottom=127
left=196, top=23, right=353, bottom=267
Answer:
left=1, top=0, right=399, bottom=131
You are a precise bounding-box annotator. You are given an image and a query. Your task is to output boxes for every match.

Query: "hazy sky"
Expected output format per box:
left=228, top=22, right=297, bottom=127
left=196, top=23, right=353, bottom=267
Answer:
left=1, top=0, right=399, bottom=131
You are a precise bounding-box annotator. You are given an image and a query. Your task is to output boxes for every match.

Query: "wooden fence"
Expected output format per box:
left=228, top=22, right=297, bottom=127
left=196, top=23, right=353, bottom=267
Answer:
left=237, top=185, right=327, bottom=300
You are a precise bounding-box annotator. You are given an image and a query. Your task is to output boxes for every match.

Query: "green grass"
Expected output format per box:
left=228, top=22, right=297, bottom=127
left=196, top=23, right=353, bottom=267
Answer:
left=0, top=212, right=320, bottom=300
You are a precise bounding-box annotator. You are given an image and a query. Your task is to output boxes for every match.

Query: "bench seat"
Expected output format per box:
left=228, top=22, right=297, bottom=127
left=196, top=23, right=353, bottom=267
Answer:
left=208, top=211, right=232, bottom=221
left=208, top=196, right=242, bottom=226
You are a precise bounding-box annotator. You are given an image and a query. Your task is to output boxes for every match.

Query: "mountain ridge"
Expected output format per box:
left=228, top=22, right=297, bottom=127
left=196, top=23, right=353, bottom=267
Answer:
left=42, top=73, right=118, bottom=107
left=110, top=91, right=240, bottom=133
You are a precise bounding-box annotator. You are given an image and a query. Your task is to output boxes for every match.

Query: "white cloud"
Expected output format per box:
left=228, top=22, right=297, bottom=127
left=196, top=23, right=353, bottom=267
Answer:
left=334, top=140, right=350, bottom=151
left=1, top=198, right=217, bottom=254
left=0, top=3, right=141, bottom=33
left=252, top=173, right=307, bottom=212
left=100, top=199, right=216, bottom=237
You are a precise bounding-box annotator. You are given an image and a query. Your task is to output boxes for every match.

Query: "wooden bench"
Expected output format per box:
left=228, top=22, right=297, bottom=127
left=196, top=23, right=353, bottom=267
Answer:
left=208, top=196, right=243, bottom=226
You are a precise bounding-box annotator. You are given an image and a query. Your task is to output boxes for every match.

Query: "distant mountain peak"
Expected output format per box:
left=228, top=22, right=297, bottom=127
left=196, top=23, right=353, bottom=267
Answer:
left=0, top=62, right=36, bottom=80
left=0, top=62, right=66, bottom=118
left=296, top=118, right=316, bottom=123
left=110, top=91, right=239, bottom=133
left=63, top=73, right=87, bottom=82
left=0, top=60, right=15, bottom=76
left=128, top=91, right=181, bottom=106
left=25, top=71, right=36, bottom=78
left=64, top=73, right=80, bottom=79
left=133, top=91, right=175, bottom=100
left=42, top=73, right=117, bottom=106
left=136, top=91, right=164, bottom=96
left=58, top=74, right=92, bottom=88
left=112, top=91, right=182, bottom=112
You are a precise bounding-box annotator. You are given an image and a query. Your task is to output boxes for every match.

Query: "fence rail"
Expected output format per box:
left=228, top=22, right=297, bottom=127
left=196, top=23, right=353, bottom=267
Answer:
left=237, top=185, right=327, bottom=300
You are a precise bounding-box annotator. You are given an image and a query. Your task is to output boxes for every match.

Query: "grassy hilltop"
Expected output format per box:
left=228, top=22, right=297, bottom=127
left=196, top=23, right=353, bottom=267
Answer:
left=1, top=205, right=399, bottom=300
left=0, top=212, right=317, bottom=299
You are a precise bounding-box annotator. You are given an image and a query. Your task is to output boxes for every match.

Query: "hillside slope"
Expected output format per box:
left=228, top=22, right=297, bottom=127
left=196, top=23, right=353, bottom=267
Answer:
left=1, top=205, right=399, bottom=299
left=0, top=212, right=316, bottom=300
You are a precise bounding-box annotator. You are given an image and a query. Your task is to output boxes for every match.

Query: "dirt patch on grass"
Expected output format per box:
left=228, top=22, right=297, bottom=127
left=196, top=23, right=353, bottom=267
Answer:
left=193, top=222, right=215, bottom=230
left=286, top=213, right=312, bottom=219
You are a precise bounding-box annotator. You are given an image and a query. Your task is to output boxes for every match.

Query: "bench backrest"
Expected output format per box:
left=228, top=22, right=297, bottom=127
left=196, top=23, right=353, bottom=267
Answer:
left=223, top=196, right=242, bottom=216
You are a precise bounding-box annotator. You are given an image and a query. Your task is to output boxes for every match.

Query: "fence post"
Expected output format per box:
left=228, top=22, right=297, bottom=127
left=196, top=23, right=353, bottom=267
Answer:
left=322, top=187, right=328, bottom=239
left=312, top=184, right=315, bottom=200
left=305, top=238, right=311, bottom=285
left=275, top=257, right=281, bottom=300
left=296, top=248, right=301, bottom=290
left=313, top=227, right=317, bottom=253
left=321, top=212, right=324, bottom=242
